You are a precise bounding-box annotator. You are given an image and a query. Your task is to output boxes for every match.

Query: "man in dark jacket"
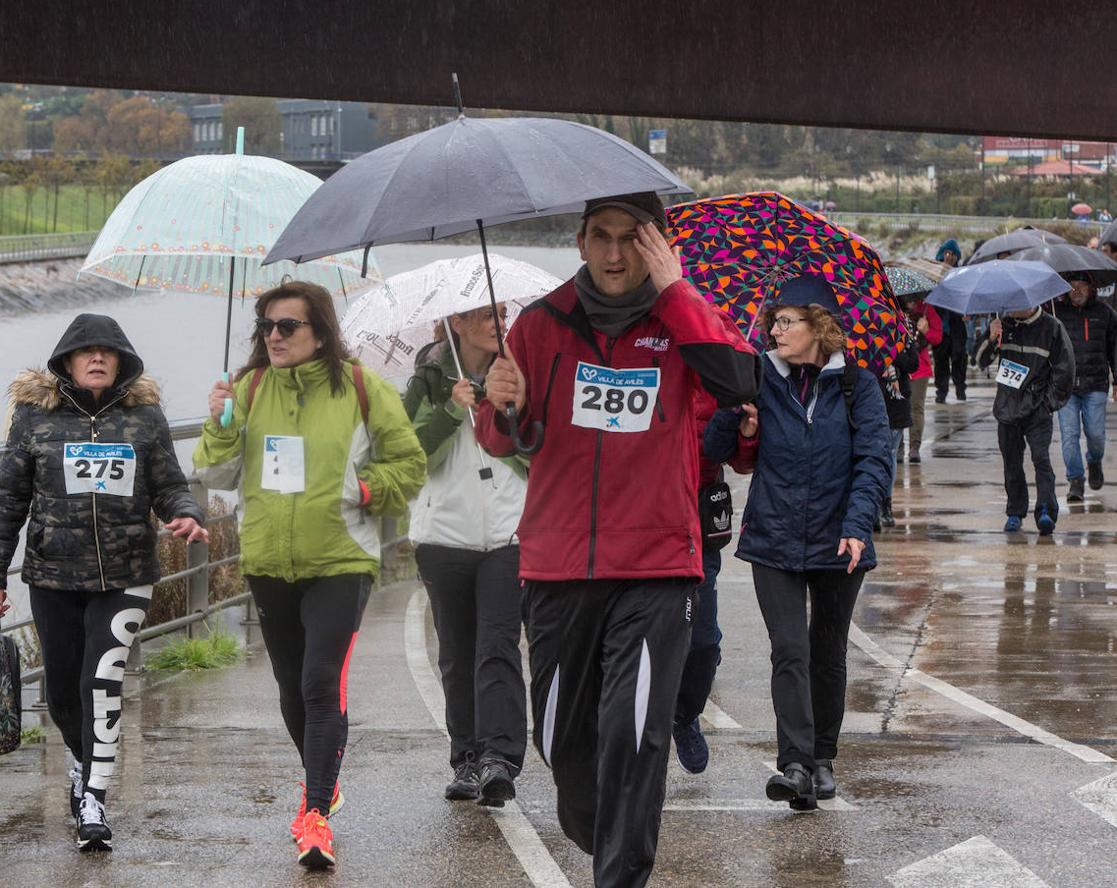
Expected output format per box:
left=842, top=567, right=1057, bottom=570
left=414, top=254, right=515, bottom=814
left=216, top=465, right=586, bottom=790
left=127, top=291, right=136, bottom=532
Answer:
left=1053, top=272, right=1117, bottom=500
left=477, top=192, right=759, bottom=888
left=933, top=239, right=969, bottom=403
left=0, top=313, right=206, bottom=851
left=976, top=307, right=1075, bottom=534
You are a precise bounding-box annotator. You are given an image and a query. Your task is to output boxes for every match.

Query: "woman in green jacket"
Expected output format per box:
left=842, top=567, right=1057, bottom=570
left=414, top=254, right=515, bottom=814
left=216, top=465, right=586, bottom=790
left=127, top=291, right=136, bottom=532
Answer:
left=194, top=281, right=425, bottom=870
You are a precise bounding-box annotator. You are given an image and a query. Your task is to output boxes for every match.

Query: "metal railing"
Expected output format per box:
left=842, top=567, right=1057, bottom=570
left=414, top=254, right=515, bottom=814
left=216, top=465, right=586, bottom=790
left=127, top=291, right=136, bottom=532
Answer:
left=1, top=415, right=404, bottom=705
left=829, top=211, right=1106, bottom=235
left=0, top=231, right=99, bottom=265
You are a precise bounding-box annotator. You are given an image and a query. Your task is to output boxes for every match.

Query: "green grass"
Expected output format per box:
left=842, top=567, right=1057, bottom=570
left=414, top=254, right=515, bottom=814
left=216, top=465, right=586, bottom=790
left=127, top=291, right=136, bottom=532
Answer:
left=20, top=725, right=45, bottom=744
left=146, top=627, right=243, bottom=672
left=0, top=184, right=114, bottom=236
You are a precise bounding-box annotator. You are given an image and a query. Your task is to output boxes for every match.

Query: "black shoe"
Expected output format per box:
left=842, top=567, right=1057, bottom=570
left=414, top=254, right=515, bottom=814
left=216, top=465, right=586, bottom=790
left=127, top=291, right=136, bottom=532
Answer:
left=766, top=763, right=816, bottom=810
left=880, top=498, right=895, bottom=528
left=672, top=717, right=710, bottom=774
left=444, top=761, right=480, bottom=801
left=872, top=514, right=882, bottom=533
left=934, top=395, right=947, bottom=404
left=1068, top=477, right=1085, bottom=503
left=478, top=760, right=516, bottom=807
left=815, top=760, right=836, bottom=800
left=908, top=450, right=922, bottom=464
left=68, top=761, right=83, bottom=820
left=76, top=793, right=112, bottom=852
left=956, top=393, right=967, bottom=402
left=1088, top=462, right=1105, bottom=491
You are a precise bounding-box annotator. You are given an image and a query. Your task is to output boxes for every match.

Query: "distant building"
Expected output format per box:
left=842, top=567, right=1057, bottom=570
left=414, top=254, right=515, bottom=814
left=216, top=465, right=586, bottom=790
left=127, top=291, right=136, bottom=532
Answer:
left=187, top=100, right=378, bottom=161
left=982, top=137, right=1116, bottom=170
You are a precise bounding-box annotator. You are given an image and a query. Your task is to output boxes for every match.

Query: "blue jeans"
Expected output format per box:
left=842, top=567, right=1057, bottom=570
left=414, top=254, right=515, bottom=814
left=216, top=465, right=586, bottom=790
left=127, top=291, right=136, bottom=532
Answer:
left=1058, top=391, right=1108, bottom=480
left=675, top=545, right=723, bottom=725
left=888, top=428, right=903, bottom=490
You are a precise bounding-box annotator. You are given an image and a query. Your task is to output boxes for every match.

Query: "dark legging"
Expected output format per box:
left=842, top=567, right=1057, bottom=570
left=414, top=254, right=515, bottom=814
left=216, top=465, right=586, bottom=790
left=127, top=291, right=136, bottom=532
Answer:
left=751, top=564, right=864, bottom=772
left=30, top=584, right=151, bottom=804
left=247, top=574, right=370, bottom=816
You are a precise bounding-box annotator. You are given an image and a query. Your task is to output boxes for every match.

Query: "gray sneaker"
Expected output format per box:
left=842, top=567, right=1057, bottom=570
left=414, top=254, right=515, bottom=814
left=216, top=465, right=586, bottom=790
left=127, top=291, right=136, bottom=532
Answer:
left=444, top=761, right=480, bottom=801
left=68, top=760, right=83, bottom=820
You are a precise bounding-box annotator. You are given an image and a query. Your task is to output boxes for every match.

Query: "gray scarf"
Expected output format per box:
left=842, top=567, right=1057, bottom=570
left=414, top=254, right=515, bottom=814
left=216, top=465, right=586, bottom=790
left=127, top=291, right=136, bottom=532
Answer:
left=574, top=265, right=660, bottom=338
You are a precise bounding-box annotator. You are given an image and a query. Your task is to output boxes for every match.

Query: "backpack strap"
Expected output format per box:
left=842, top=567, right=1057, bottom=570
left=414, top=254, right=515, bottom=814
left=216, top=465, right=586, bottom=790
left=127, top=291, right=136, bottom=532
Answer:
left=245, top=367, right=267, bottom=415
left=351, top=363, right=370, bottom=427
left=840, top=361, right=859, bottom=431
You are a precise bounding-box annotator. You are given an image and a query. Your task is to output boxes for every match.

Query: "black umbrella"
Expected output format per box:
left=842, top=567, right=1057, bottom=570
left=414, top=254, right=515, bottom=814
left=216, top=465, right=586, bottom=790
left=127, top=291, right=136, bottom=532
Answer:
left=1010, top=243, right=1117, bottom=286
left=967, top=229, right=1067, bottom=264
left=265, top=75, right=691, bottom=454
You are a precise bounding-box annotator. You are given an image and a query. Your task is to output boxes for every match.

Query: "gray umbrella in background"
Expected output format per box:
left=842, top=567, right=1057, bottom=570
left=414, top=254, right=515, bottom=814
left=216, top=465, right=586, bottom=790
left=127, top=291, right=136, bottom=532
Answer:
left=1010, top=243, right=1117, bottom=285
left=1098, top=221, right=1117, bottom=248
left=967, top=228, right=1067, bottom=264
left=928, top=260, right=1070, bottom=315
left=265, top=75, right=691, bottom=453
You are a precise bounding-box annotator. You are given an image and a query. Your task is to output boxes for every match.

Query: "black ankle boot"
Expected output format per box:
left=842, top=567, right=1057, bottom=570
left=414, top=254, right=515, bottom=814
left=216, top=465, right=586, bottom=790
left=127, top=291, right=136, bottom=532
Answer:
left=766, top=763, right=816, bottom=810
left=881, top=498, right=895, bottom=527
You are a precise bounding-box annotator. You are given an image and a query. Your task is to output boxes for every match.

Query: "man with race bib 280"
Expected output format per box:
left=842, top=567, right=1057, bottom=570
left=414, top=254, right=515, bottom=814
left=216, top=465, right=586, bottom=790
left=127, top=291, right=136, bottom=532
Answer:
left=477, top=193, right=760, bottom=888
left=976, top=306, right=1074, bottom=534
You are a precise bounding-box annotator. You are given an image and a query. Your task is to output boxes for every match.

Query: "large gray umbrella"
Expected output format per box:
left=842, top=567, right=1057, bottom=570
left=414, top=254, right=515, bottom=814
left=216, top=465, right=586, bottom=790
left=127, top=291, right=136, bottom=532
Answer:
left=928, top=260, right=1070, bottom=315
left=967, top=228, right=1067, bottom=264
left=265, top=96, right=690, bottom=453
left=1010, top=243, right=1117, bottom=285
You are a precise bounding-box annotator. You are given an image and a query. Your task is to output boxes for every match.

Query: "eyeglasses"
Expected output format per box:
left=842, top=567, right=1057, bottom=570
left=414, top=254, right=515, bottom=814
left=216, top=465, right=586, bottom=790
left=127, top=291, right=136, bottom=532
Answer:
left=771, top=316, right=808, bottom=332
left=255, top=317, right=313, bottom=338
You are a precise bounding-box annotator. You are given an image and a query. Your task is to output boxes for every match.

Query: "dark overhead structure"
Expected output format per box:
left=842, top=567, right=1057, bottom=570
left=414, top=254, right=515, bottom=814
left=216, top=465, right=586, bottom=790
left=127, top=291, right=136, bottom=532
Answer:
left=3, top=1, right=1114, bottom=140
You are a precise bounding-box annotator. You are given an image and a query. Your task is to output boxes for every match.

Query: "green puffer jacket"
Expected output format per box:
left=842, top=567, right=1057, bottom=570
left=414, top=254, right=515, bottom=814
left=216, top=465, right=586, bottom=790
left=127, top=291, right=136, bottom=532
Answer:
left=193, top=358, right=426, bottom=581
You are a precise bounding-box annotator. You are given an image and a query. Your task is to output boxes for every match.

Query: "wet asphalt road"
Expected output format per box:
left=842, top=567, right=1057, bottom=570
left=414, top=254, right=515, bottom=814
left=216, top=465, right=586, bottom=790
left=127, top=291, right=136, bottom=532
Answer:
left=3, top=376, right=1117, bottom=887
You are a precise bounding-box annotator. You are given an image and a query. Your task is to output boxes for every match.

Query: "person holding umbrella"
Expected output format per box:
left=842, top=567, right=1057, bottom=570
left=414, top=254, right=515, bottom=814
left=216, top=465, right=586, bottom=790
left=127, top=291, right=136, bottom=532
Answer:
left=0, top=314, right=208, bottom=852
left=402, top=302, right=529, bottom=806
left=477, top=193, right=760, bottom=888
left=932, top=239, right=969, bottom=404
left=1052, top=271, right=1117, bottom=500
left=974, top=303, right=1075, bottom=534
left=194, top=281, right=426, bottom=870
left=705, top=275, right=890, bottom=811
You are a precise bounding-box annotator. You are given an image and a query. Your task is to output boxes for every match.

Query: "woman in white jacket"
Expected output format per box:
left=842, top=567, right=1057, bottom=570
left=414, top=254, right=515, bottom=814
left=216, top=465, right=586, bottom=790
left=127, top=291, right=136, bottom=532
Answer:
left=403, top=304, right=528, bottom=807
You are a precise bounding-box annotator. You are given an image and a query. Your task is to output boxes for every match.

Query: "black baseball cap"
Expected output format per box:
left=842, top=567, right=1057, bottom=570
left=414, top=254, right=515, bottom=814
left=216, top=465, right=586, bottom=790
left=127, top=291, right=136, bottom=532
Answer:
left=582, top=192, right=667, bottom=230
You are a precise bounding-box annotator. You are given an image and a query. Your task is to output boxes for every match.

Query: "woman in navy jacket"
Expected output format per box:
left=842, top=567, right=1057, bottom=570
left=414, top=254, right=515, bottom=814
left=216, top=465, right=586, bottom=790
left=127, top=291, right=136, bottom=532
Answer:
left=705, top=274, right=891, bottom=811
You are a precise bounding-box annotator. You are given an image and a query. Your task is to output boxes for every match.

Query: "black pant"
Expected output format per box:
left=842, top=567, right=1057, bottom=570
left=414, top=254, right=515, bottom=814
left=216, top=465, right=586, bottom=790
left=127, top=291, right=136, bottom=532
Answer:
left=933, top=336, right=968, bottom=399
left=675, top=546, right=722, bottom=726
left=751, top=565, right=864, bottom=772
left=525, top=577, right=694, bottom=888
left=30, top=584, right=151, bottom=803
left=998, top=412, right=1058, bottom=522
left=248, top=573, right=370, bottom=816
left=415, top=543, right=526, bottom=773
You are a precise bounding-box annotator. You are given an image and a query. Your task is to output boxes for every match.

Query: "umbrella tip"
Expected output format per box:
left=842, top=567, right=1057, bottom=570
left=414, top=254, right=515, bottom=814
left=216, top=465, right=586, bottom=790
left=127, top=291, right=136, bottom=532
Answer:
left=451, top=72, right=465, bottom=117
left=235, top=126, right=245, bottom=155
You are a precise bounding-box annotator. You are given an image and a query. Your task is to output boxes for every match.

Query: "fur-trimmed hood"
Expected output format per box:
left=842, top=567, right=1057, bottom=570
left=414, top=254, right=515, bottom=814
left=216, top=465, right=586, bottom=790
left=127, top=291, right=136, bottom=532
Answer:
left=8, top=368, right=161, bottom=411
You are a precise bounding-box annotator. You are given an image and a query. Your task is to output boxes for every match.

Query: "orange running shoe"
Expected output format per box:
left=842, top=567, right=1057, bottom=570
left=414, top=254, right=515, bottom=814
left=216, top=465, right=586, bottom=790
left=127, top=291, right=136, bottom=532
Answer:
left=296, top=809, right=336, bottom=869
left=290, top=782, right=344, bottom=841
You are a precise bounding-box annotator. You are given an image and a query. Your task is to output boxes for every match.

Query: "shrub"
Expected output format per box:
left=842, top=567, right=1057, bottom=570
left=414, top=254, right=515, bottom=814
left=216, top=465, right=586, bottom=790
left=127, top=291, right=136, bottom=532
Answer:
left=145, top=626, right=242, bottom=672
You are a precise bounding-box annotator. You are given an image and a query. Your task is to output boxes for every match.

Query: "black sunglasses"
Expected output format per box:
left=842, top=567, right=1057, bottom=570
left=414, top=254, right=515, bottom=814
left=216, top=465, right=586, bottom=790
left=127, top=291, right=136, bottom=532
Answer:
left=255, top=317, right=313, bottom=338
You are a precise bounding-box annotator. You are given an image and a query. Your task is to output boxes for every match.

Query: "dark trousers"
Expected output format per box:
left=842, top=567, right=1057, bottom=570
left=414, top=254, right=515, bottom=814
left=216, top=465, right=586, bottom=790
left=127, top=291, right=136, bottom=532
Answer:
left=415, top=543, right=526, bottom=773
left=30, top=584, right=151, bottom=803
left=247, top=573, right=370, bottom=816
left=751, top=565, right=864, bottom=772
left=997, top=412, right=1058, bottom=522
left=525, top=577, right=694, bottom=888
left=675, top=546, right=723, bottom=726
left=933, top=337, right=968, bottom=399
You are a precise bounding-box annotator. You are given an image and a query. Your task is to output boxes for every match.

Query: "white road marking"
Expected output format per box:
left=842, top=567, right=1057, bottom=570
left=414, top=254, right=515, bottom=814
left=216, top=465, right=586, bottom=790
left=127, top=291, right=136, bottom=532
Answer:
left=847, top=623, right=1114, bottom=764
left=404, top=589, right=571, bottom=888
left=700, top=699, right=743, bottom=731
left=1072, top=771, right=1117, bottom=828
left=887, top=836, right=1052, bottom=888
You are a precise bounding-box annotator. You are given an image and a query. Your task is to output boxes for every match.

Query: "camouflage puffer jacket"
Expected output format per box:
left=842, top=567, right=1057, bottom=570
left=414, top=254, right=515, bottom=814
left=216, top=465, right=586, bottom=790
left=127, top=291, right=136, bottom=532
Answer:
left=0, top=316, right=204, bottom=592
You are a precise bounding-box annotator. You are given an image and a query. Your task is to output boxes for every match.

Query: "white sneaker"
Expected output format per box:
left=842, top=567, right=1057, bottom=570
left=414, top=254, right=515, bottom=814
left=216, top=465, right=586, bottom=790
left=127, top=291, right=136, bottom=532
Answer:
left=68, top=761, right=83, bottom=820
left=76, top=792, right=112, bottom=852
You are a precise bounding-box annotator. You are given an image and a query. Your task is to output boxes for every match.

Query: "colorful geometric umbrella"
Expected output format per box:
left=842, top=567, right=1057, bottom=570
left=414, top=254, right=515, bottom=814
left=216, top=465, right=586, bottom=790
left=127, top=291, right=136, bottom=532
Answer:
left=667, top=191, right=908, bottom=373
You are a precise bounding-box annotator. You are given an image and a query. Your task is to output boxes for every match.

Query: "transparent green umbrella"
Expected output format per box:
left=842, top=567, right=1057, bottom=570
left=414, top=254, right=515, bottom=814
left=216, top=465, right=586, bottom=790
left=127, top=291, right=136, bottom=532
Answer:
left=80, top=129, right=378, bottom=388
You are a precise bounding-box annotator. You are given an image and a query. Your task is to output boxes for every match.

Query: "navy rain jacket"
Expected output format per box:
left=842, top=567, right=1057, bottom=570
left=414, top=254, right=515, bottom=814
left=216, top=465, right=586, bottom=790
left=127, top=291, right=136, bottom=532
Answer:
left=705, top=350, right=891, bottom=572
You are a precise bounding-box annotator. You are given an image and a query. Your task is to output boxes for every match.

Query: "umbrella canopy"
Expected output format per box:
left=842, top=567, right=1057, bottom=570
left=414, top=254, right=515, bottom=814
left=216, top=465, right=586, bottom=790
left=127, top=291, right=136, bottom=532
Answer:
left=1010, top=243, right=1117, bottom=285
left=82, top=153, right=375, bottom=299
left=341, top=253, right=560, bottom=383
left=667, top=192, right=908, bottom=373
left=967, top=228, right=1067, bottom=264
left=884, top=264, right=940, bottom=300
left=1072, top=202, right=1093, bottom=216
left=927, top=260, right=1070, bottom=315
left=1099, top=221, right=1117, bottom=248
left=265, top=115, right=690, bottom=264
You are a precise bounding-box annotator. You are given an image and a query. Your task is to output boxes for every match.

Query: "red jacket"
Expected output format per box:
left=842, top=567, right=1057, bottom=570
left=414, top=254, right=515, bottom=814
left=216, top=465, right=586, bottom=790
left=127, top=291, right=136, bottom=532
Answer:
left=476, top=277, right=760, bottom=581
left=696, top=389, right=757, bottom=486
left=908, top=299, right=943, bottom=380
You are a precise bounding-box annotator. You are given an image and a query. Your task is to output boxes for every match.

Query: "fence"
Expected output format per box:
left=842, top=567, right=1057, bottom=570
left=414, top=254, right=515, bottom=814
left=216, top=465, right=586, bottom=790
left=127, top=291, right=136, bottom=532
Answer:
left=0, top=231, right=98, bottom=265
left=0, top=417, right=402, bottom=707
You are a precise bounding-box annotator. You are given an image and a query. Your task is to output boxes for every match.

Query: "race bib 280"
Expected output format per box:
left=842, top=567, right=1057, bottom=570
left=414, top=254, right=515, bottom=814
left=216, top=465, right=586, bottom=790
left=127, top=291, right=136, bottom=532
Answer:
left=570, top=362, right=660, bottom=433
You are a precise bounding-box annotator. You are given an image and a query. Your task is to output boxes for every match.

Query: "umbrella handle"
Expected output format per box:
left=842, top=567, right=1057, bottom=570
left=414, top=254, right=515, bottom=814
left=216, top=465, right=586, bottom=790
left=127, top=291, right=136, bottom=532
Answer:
left=505, top=404, right=544, bottom=456
left=220, top=372, right=234, bottom=428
